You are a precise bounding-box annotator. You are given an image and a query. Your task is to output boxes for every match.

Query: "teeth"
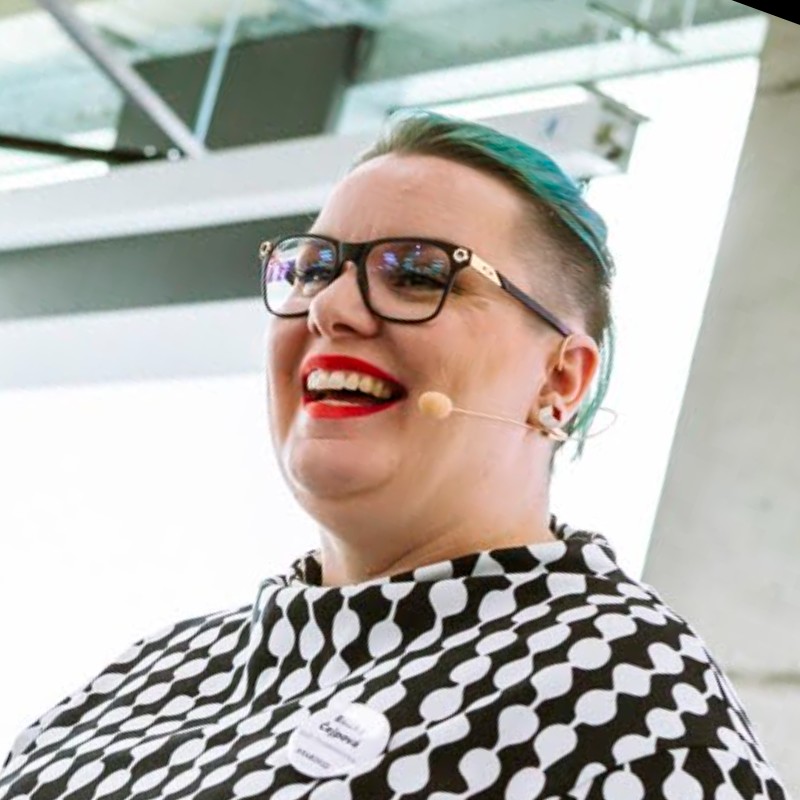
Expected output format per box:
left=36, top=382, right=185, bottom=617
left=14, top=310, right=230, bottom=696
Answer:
left=329, top=371, right=346, bottom=390
left=361, top=376, right=377, bottom=397
left=305, top=369, right=398, bottom=400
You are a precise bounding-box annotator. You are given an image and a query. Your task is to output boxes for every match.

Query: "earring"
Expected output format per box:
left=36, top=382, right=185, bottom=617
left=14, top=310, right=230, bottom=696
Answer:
left=537, top=405, right=569, bottom=442
left=538, top=405, right=561, bottom=429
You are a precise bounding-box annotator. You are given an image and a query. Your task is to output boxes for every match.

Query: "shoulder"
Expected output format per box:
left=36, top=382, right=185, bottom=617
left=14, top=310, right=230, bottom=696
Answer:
left=90, top=603, right=254, bottom=686
left=504, top=562, right=788, bottom=796
left=555, top=745, right=789, bottom=799
left=2, top=604, right=252, bottom=773
left=513, top=542, right=779, bottom=778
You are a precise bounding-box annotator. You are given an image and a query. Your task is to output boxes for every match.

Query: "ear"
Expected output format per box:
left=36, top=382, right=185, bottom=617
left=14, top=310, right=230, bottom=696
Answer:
left=530, top=333, right=601, bottom=426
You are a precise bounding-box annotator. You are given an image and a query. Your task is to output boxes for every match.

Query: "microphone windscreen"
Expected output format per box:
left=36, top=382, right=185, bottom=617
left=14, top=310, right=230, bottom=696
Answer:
left=418, top=391, right=453, bottom=420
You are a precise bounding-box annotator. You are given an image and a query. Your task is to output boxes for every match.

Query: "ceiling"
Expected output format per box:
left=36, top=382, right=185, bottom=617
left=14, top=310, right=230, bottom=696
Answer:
left=0, top=0, right=764, bottom=141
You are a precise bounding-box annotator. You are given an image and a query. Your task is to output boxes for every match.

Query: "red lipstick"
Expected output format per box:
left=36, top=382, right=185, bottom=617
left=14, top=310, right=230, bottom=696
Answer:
left=305, top=402, right=401, bottom=419
left=301, top=355, right=404, bottom=386
left=300, top=354, right=406, bottom=420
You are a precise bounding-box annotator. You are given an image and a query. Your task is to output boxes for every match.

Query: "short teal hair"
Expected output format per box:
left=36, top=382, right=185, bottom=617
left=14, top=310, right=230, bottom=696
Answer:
left=354, top=109, right=616, bottom=463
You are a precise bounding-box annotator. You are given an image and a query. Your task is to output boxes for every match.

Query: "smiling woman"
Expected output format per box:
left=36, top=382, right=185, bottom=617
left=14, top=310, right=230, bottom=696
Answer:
left=0, top=111, right=788, bottom=800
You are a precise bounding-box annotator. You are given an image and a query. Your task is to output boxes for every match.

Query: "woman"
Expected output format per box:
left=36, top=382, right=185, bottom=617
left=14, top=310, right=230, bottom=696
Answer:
left=0, top=111, right=788, bottom=799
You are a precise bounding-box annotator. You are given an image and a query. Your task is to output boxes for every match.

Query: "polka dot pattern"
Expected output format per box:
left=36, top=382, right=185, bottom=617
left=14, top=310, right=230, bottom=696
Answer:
left=0, top=517, right=787, bottom=800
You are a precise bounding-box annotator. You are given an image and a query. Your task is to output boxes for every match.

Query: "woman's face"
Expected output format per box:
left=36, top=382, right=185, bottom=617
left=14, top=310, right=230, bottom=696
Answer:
left=266, top=153, right=567, bottom=534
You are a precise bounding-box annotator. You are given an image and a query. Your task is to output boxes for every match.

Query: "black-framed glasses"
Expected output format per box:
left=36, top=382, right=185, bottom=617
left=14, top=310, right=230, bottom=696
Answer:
left=258, top=234, right=573, bottom=335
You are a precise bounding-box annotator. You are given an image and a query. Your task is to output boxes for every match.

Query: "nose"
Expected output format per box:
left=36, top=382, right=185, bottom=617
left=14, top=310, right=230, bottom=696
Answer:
left=306, top=261, right=380, bottom=339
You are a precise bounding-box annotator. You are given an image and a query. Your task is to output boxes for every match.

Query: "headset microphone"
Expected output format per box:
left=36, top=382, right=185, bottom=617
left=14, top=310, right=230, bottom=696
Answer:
left=417, top=391, right=617, bottom=442
left=417, top=391, right=546, bottom=434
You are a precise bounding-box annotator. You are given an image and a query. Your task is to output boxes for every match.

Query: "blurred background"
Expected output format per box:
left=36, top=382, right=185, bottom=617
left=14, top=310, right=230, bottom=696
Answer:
left=0, top=0, right=797, bottom=790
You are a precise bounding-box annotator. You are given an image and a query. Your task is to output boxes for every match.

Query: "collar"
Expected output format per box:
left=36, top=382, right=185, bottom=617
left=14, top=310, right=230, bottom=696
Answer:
left=285, top=514, right=617, bottom=588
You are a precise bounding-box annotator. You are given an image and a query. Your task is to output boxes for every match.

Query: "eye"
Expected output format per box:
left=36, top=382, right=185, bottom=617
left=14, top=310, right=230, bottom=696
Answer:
left=371, top=243, right=451, bottom=290
left=293, top=243, right=337, bottom=294
left=295, top=244, right=334, bottom=276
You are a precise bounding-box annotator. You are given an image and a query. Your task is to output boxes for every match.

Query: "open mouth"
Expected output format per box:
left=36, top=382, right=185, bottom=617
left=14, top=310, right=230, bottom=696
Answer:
left=299, top=355, right=409, bottom=419
left=303, top=386, right=408, bottom=406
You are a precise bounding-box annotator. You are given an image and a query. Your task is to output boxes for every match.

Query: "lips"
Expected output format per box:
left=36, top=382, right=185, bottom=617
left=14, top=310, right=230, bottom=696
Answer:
left=300, top=355, right=406, bottom=389
left=304, top=401, right=401, bottom=419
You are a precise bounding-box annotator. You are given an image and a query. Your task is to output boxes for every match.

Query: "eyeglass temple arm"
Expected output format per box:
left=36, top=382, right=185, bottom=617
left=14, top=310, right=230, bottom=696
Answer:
left=468, top=255, right=573, bottom=337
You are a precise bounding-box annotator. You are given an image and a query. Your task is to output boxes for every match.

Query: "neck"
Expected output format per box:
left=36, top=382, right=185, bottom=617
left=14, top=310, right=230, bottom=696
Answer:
left=317, top=501, right=555, bottom=587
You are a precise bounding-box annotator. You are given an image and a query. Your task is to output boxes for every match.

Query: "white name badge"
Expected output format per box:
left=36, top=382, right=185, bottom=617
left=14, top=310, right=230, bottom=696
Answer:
left=288, top=702, right=391, bottom=778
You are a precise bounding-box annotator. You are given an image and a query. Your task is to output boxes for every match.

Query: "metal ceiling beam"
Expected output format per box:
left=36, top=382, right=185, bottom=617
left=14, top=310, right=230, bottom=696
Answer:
left=194, top=0, right=244, bottom=144
left=587, top=0, right=682, bottom=55
left=0, top=132, right=164, bottom=163
left=35, top=0, right=208, bottom=159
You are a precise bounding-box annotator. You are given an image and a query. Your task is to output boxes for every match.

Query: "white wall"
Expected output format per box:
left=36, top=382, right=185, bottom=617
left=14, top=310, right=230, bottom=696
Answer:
left=644, top=18, right=800, bottom=793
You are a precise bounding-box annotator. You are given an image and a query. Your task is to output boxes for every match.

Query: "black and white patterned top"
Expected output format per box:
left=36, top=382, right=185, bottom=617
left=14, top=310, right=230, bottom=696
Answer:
left=0, top=516, right=788, bottom=799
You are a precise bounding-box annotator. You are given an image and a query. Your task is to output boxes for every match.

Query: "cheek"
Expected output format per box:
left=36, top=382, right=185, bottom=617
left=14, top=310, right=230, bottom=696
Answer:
left=267, top=317, right=306, bottom=367
left=462, top=319, right=541, bottom=400
left=265, top=321, right=306, bottom=425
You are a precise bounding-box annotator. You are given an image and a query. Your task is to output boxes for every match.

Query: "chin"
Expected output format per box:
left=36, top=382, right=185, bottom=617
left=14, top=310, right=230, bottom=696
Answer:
left=284, top=439, right=395, bottom=501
